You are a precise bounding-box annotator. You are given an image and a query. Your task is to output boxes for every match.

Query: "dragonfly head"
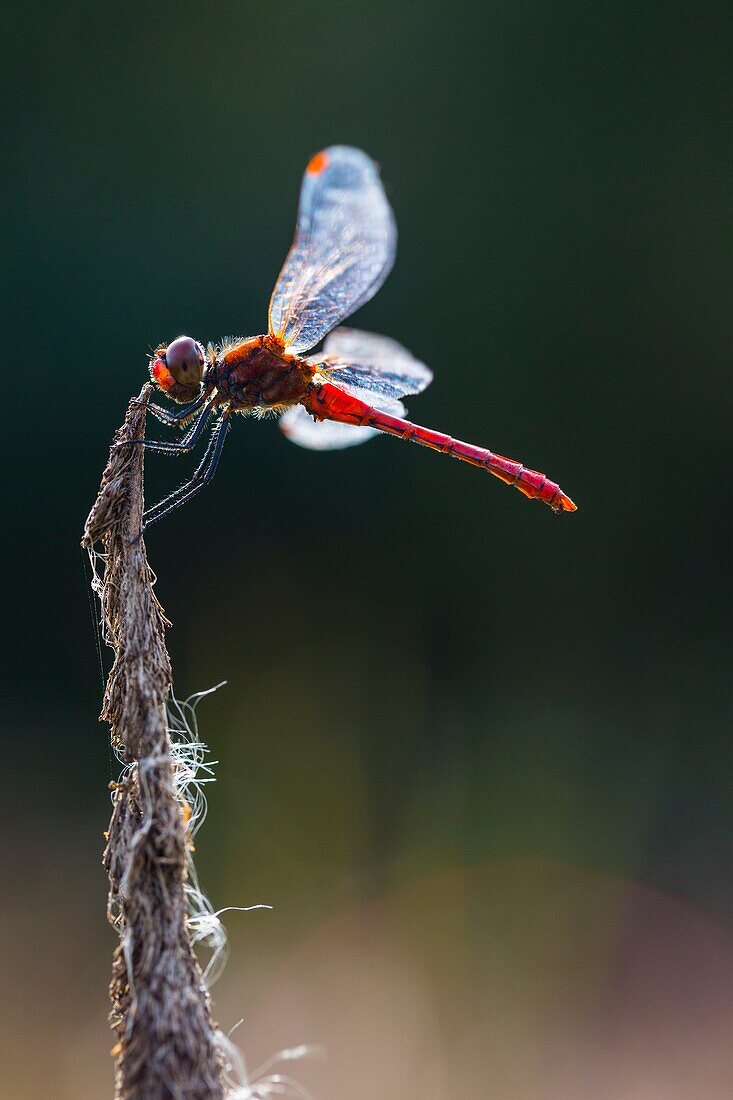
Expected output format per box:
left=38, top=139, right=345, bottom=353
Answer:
left=149, top=335, right=205, bottom=402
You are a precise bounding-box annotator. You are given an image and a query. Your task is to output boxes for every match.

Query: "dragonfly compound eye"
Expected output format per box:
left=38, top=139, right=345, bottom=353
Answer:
left=150, top=335, right=205, bottom=402
left=165, top=335, right=204, bottom=386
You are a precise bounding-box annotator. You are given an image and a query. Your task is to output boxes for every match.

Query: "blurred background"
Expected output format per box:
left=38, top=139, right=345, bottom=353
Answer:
left=2, top=1, right=732, bottom=1096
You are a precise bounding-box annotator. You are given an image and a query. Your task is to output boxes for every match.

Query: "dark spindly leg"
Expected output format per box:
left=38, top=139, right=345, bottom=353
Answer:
left=145, top=394, right=208, bottom=427
left=142, top=412, right=231, bottom=528
left=128, top=406, right=213, bottom=455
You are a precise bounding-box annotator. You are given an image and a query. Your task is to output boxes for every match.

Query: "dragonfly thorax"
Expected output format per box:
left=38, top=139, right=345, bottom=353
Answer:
left=211, top=334, right=315, bottom=411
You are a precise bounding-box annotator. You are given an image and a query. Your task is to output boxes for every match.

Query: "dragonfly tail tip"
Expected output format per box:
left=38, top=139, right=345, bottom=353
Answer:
left=555, top=491, right=577, bottom=513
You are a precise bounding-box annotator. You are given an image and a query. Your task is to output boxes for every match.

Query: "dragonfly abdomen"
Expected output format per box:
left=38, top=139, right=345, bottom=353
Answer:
left=306, top=383, right=576, bottom=513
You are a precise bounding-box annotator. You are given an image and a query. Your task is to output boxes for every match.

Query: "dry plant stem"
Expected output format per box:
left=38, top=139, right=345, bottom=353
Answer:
left=83, top=383, right=225, bottom=1100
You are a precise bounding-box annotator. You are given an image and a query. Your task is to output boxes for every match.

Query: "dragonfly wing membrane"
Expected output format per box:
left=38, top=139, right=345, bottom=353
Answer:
left=279, top=403, right=379, bottom=451
left=311, top=326, right=433, bottom=402
left=280, top=383, right=405, bottom=452
left=269, top=148, right=396, bottom=354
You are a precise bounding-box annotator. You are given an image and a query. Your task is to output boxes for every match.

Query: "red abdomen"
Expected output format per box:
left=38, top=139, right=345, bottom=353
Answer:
left=304, top=383, right=576, bottom=513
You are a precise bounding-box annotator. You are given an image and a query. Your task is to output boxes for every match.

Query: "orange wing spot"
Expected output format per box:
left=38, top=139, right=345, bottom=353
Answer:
left=307, top=150, right=329, bottom=176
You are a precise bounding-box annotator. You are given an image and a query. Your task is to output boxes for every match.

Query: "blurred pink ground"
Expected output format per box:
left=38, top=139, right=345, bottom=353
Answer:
left=221, top=858, right=733, bottom=1098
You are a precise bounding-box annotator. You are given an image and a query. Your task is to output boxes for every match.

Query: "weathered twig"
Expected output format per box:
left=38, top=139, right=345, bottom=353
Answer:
left=83, top=384, right=225, bottom=1100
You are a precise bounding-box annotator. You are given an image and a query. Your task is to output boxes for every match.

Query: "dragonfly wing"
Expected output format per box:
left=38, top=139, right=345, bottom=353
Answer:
left=279, top=404, right=379, bottom=450
left=280, top=384, right=405, bottom=452
left=310, top=326, right=433, bottom=402
left=268, top=148, right=396, bottom=355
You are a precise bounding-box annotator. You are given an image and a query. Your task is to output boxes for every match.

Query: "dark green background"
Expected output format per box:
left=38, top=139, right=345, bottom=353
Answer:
left=2, top=2, right=731, bottom=1096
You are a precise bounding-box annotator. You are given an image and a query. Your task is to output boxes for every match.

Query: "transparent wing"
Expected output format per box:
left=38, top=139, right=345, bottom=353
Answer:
left=279, top=404, right=379, bottom=450
left=310, top=327, right=433, bottom=402
left=280, top=385, right=405, bottom=452
left=268, top=147, right=396, bottom=355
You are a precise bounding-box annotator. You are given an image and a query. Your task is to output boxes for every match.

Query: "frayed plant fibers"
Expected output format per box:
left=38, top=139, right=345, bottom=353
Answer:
left=83, top=385, right=308, bottom=1100
left=167, top=684, right=271, bottom=990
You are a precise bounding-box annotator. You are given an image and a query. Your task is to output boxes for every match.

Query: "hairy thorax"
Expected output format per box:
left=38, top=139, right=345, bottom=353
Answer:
left=210, top=334, right=315, bottom=412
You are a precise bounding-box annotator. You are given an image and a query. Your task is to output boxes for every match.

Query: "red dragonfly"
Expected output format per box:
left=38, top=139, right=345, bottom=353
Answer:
left=135, top=146, right=576, bottom=526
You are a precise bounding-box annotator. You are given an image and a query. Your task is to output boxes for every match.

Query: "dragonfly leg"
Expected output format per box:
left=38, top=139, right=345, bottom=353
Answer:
left=124, top=406, right=213, bottom=455
left=142, top=412, right=231, bottom=528
left=145, top=394, right=208, bottom=426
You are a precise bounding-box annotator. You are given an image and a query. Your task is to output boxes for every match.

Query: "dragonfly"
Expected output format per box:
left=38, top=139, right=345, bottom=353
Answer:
left=133, top=146, right=576, bottom=526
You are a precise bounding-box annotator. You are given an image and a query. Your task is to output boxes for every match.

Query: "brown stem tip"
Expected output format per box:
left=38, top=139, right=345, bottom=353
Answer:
left=83, top=385, right=225, bottom=1100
